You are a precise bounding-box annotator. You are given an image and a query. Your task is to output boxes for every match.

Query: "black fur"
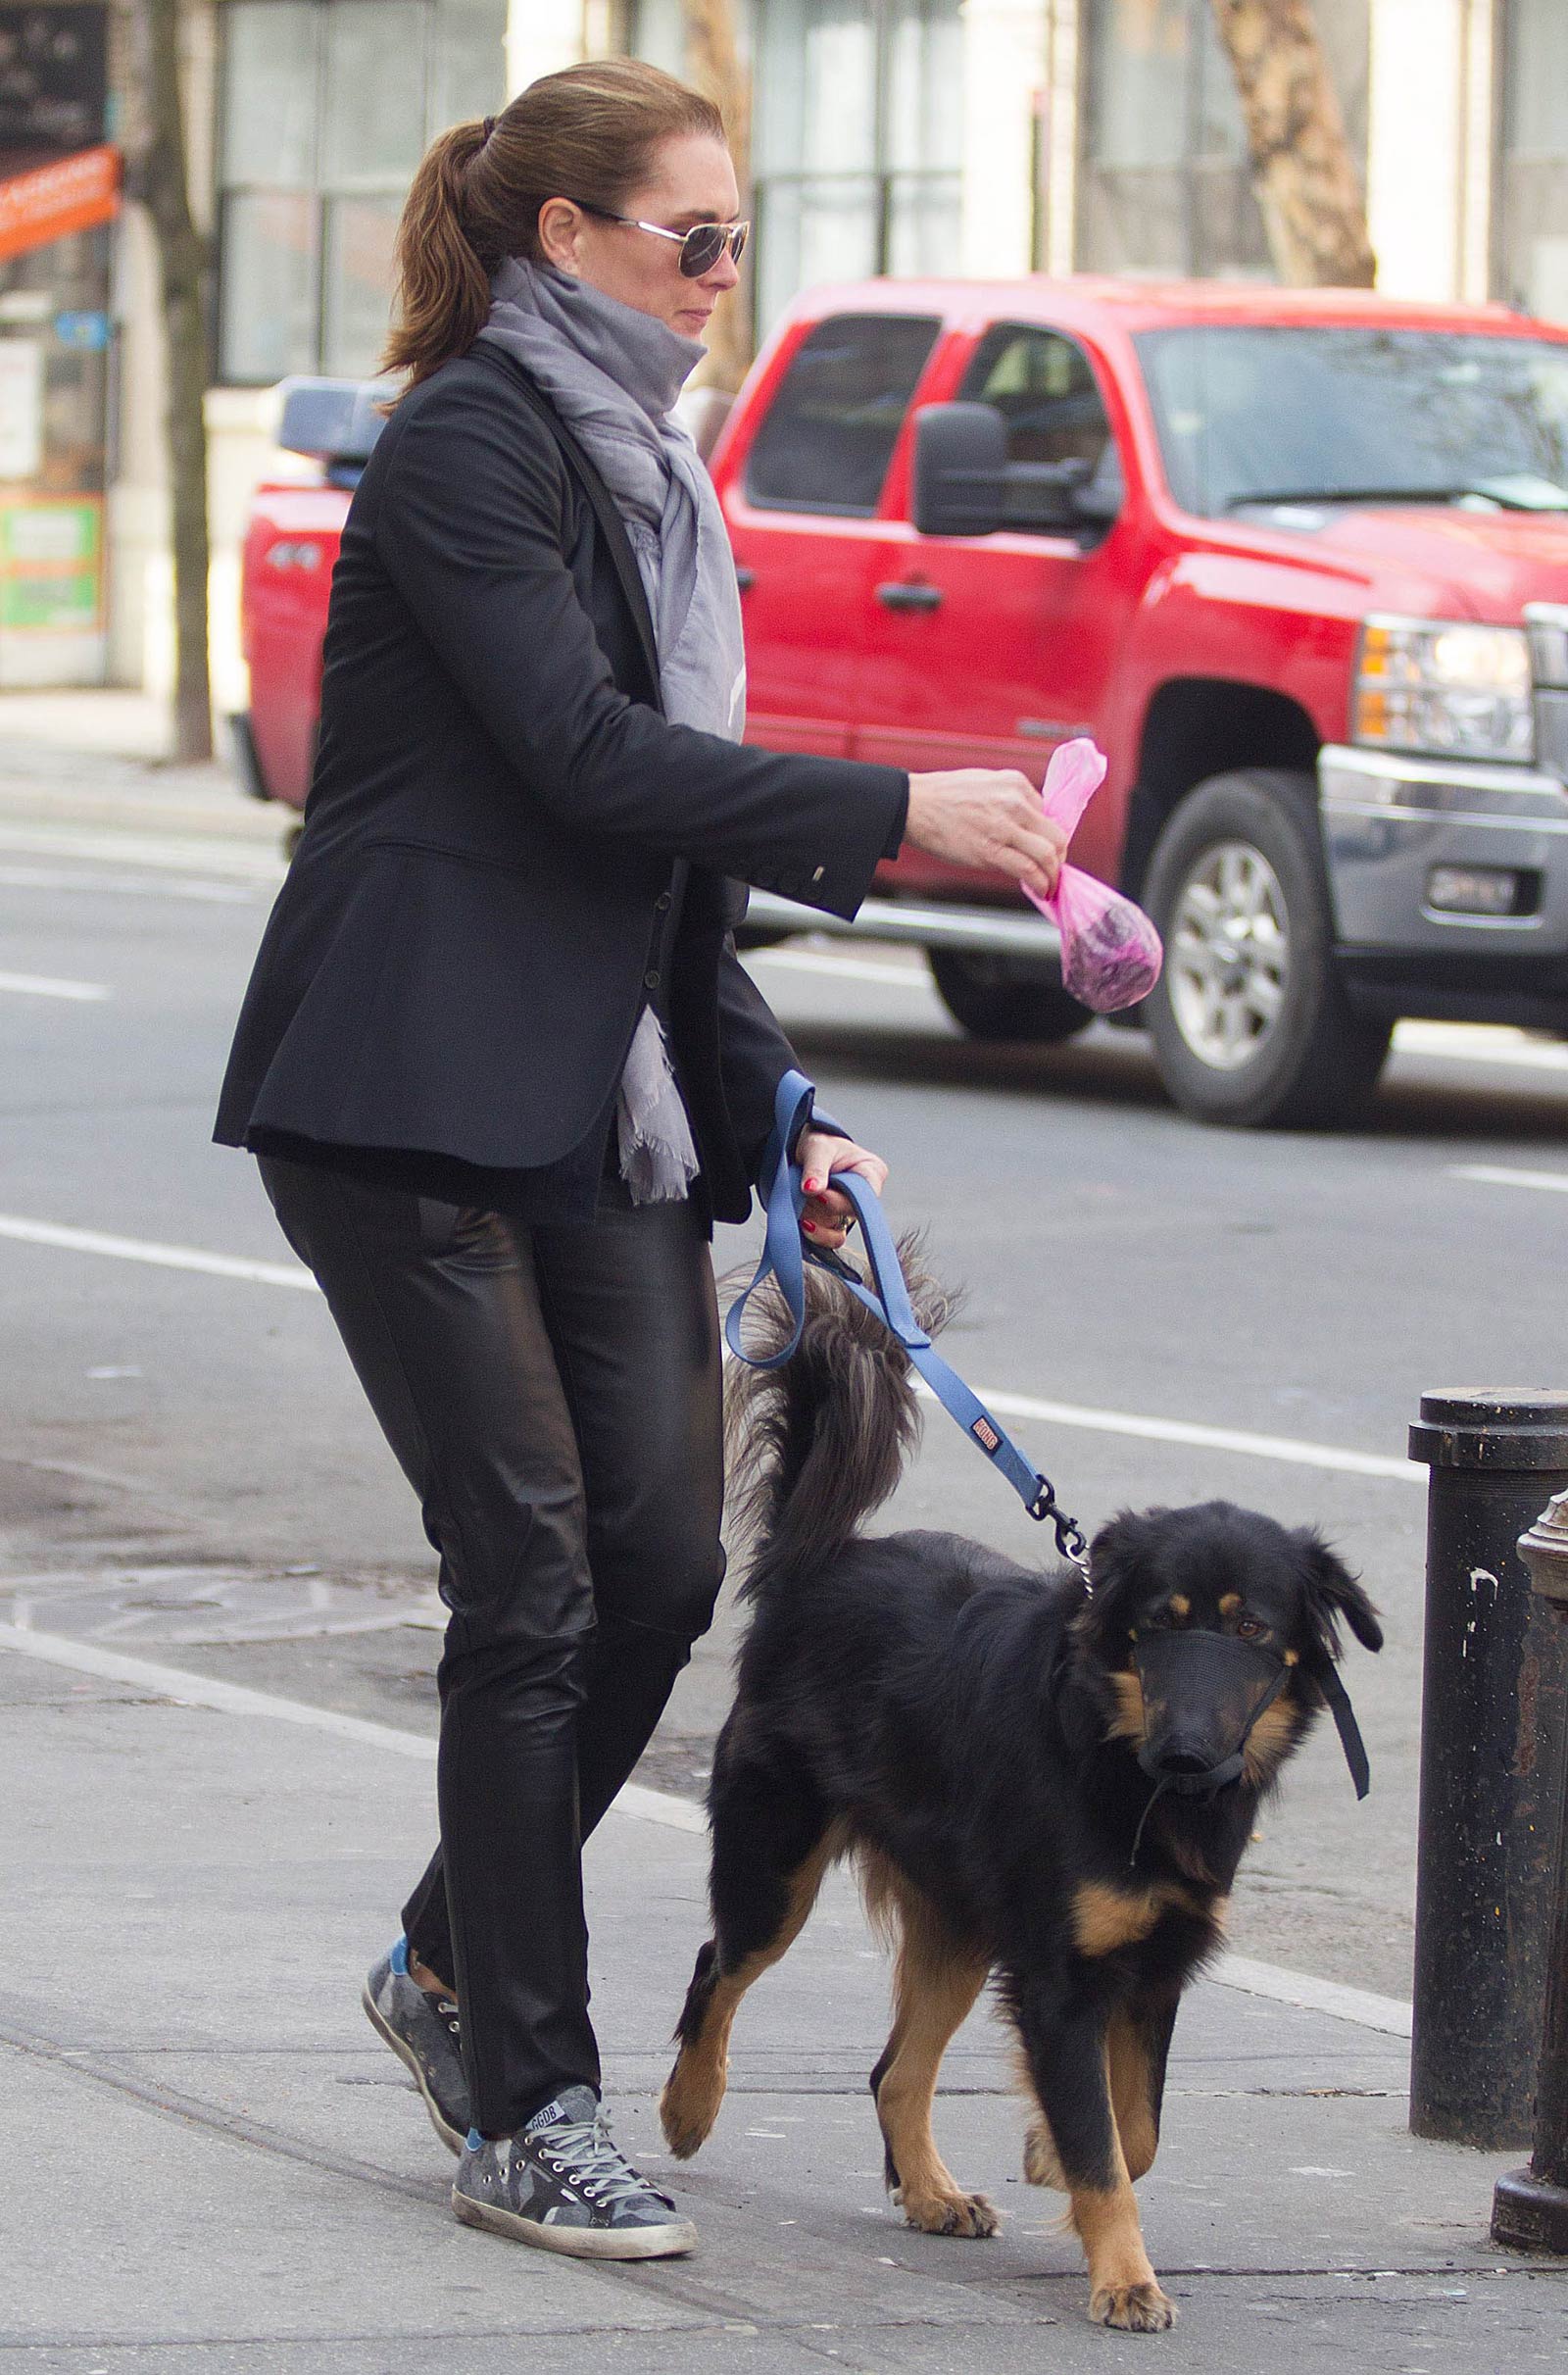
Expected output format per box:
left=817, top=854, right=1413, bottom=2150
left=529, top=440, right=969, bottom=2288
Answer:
left=670, top=1250, right=1383, bottom=2330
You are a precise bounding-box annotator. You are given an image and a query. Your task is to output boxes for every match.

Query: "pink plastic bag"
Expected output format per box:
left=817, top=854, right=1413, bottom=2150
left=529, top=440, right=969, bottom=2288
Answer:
left=1022, top=738, right=1163, bottom=1013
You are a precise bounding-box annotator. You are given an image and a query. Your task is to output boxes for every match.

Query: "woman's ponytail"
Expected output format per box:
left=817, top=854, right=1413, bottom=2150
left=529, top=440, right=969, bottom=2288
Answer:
left=380, top=61, right=727, bottom=399
left=380, top=119, right=495, bottom=391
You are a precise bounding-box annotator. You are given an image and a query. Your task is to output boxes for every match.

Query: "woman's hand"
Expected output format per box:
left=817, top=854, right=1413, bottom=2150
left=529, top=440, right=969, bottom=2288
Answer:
left=905, top=768, right=1068, bottom=905
left=796, top=1129, right=888, bottom=1249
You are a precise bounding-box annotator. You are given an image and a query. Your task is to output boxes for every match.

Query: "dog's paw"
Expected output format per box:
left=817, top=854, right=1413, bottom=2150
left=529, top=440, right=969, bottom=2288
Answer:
left=659, top=2057, right=724, bottom=2159
left=1089, top=2279, right=1176, bottom=2333
left=897, top=2186, right=1001, bottom=2239
left=1023, top=2120, right=1067, bottom=2190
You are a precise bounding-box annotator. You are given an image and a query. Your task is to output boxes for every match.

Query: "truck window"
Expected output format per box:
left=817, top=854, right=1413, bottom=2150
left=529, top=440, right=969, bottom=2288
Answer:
left=957, top=324, right=1122, bottom=530
left=745, top=313, right=942, bottom=516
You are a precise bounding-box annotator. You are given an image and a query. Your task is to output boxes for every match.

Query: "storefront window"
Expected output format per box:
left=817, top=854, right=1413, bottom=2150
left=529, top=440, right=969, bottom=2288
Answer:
left=635, top=0, right=954, bottom=335
left=217, top=0, right=507, bottom=384
left=1079, top=0, right=1368, bottom=280
left=1498, top=0, right=1568, bottom=323
left=754, top=0, right=960, bottom=327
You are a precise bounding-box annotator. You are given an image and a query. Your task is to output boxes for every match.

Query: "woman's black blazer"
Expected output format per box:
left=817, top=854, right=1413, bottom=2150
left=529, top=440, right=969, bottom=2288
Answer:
left=214, top=342, right=907, bottom=1223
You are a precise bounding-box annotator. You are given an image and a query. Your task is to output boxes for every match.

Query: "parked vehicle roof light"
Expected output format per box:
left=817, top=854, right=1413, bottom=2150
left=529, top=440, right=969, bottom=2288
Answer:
left=1352, top=617, right=1535, bottom=765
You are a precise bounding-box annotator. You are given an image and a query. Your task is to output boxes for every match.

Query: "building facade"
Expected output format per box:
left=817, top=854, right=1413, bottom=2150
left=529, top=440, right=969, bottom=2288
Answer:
left=0, top=0, right=1561, bottom=697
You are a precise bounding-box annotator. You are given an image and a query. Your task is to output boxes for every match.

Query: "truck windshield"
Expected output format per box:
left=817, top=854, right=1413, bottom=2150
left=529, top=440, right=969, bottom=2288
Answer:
left=1134, top=325, right=1568, bottom=519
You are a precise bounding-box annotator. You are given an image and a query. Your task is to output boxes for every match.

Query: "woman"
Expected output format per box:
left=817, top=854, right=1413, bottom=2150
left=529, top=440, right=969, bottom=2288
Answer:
left=216, top=59, right=1064, bottom=2261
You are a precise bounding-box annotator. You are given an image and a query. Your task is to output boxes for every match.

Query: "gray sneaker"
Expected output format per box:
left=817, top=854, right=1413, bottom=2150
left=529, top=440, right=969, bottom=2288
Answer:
left=452, top=2085, right=697, bottom=2260
left=362, top=1937, right=468, bottom=2154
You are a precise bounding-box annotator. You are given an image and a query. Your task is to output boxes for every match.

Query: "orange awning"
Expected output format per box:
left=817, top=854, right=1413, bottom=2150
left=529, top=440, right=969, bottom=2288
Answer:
left=0, top=145, right=121, bottom=264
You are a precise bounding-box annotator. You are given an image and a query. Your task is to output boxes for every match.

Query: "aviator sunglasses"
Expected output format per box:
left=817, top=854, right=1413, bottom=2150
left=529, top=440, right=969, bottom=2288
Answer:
left=571, top=201, right=750, bottom=277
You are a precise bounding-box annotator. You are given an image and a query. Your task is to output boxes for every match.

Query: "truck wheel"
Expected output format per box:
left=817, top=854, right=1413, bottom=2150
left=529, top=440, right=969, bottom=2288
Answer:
left=1142, top=770, right=1391, bottom=1127
left=928, top=950, right=1094, bottom=1044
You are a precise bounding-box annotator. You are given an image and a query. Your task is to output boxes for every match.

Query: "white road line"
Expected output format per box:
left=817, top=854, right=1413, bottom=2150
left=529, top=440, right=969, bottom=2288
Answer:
left=749, top=950, right=1568, bottom=1078
left=916, top=1381, right=1421, bottom=1484
left=0, top=1213, right=318, bottom=1290
left=0, top=1211, right=1415, bottom=1481
left=1394, top=1020, right=1568, bottom=1074
left=749, top=947, right=931, bottom=986
left=0, top=1622, right=703, bottom=1831
left=0, top=862, right=257, bottom=904
left=0, top=968, right=109, bottom=1001
left=0, top=820, right=286, bottom=881
left=1451, top=1163, right=1568, bottom=1196
left=0, top=1620, right=1400, bottom=2022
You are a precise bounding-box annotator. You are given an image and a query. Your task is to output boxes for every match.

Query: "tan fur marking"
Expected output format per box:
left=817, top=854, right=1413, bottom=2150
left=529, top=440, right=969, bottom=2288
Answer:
left=1167, top=1594, right=1190, bottom=1619
left=1217, top=1592, right=1242, bottom=1614
left=1071, top=2171, right=1175, bottom=2331
left=1103, top=1668, right=1147, bottom=1746
left=864, top=1858, right=998, bottom=2237
left=1241, top=1698, right=1301, bottom=1787
left=661, top=1823, right=845, bottom=2157
left=1071, top=1878, right=1206, bottom=1958
left=1104, top=2010, right=1158, bottom=2181
left=1284, top=1646, right=1299, bottom=1664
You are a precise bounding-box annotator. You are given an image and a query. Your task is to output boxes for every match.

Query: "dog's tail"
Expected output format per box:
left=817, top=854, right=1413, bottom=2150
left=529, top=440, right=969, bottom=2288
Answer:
left=724, top=1234, right=957, bottom=1596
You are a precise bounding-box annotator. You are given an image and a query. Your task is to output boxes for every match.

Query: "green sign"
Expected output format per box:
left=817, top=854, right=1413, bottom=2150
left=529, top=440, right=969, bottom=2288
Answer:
left=0, top=497, right=102, bottom=628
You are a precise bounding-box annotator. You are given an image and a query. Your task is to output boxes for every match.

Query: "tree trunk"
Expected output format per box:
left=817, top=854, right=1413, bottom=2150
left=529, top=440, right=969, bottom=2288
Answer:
left=134, top=0, right=212, bottom=761
left=1208, top=0, right=1376, bottom=288
left=682, top=0, right=754, bottom=394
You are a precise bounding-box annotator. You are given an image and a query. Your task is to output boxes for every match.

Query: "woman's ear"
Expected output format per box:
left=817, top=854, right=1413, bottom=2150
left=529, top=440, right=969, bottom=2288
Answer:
left=1294, top=1528, right=1384, bottom=1655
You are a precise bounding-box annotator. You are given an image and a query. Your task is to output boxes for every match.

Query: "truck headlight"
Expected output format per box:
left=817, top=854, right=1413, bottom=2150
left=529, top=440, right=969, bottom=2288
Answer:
left=1352, top=617, right=1534, bottom=764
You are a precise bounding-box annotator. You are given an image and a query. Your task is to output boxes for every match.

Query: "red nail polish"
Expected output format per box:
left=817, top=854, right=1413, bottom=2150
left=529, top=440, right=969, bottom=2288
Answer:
left=803, top=1219, right=817, bottom=1233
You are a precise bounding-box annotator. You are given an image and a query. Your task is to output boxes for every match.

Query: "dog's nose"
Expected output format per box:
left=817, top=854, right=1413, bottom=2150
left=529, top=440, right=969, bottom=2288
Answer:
left=1153, top=1747, right=1215, bottom=1779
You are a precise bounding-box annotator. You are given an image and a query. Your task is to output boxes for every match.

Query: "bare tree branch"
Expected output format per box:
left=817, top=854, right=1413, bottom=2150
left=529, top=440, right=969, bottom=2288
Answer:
left=1208, top=0, right=1376, bottom=287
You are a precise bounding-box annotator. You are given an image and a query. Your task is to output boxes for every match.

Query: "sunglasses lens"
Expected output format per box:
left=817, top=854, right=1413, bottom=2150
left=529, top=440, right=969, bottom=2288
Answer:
left=680, top=226, right=723, bottom=276
left=679, top=223, right=748, bottom=276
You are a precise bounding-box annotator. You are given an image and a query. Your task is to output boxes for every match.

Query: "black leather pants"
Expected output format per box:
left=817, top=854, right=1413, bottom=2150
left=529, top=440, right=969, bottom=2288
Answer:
left=258, top=1156, right=725, bottom=2136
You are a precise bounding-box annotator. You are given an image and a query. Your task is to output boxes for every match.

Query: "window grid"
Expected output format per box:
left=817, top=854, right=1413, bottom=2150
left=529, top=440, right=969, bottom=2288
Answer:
left=217, top=0, right=502, bottom=386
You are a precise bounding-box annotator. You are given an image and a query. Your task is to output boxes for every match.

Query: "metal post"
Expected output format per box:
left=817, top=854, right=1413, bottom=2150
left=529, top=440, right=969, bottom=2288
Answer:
left=1406, top=1392, right=1568, bottom=2147
left=1494, top=1491, right=1568, bottom=2251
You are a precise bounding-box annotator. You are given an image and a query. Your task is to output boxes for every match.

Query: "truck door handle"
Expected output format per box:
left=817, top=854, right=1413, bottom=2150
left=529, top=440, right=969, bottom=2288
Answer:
left=734, top=565, right=756, bottom=591
left=875, top=579, right=943, bottom=613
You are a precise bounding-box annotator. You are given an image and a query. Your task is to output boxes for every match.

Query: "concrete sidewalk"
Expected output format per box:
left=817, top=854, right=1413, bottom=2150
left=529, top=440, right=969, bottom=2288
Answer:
left=2, top=1627, right=1563, bottom=2375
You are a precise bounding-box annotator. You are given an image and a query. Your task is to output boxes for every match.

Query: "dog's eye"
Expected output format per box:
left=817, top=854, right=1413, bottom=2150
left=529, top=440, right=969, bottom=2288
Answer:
left=1236, top=1614, right=1266, bottom=1641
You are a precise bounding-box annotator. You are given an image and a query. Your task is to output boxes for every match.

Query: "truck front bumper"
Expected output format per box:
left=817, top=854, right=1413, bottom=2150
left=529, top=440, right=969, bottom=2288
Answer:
left=1319, top=743, right=1568, bottom=962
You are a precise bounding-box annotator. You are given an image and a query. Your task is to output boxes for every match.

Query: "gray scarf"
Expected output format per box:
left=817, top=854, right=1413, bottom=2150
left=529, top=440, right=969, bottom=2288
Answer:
left=478, top=262, right=749, bottom=1203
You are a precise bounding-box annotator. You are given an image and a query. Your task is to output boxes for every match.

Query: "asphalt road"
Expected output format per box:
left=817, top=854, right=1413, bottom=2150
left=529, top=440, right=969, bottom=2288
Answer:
left=3, top=785, right=1566, bottom=2006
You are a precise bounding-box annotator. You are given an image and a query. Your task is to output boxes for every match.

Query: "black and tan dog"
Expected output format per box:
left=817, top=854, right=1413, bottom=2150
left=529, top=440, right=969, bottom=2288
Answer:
left=661, top=1252, right=1382, bottom=2332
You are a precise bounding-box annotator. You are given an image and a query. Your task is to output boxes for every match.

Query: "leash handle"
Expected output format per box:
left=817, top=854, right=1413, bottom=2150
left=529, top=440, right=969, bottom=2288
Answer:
left=726, top=1071, right=1091, bottom=1570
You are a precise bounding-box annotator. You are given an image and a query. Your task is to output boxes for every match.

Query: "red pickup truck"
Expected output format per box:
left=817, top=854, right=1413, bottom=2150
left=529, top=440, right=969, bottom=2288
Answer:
left=233, top=276, right=1568, bottom=1127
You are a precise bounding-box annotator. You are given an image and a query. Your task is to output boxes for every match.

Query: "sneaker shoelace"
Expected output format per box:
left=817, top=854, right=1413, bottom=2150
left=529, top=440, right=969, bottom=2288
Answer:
left=533, top=2111, right=673, bottom=2210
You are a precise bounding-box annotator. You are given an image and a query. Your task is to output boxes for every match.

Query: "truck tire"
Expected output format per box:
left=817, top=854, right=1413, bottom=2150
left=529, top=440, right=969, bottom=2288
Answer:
left=928, top=950, right=1094, bottom=1044
left=1142, top=769, right=1392, bottom=1128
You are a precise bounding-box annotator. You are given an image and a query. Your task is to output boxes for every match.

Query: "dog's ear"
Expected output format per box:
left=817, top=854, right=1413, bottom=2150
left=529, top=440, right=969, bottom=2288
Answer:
left=1293, top=1528, right=1384, bottom=1657
left=1085, top=1508, right=1172, bottom=1620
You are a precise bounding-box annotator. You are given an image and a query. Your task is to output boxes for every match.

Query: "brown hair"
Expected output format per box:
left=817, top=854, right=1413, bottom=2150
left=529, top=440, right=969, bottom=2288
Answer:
left=381, top=59, right=726, bottom=394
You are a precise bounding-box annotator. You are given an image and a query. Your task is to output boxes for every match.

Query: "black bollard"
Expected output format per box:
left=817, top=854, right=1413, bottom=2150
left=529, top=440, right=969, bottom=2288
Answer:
left=1493, top=1491, right=1568, bottom=2251
left=1406, top=1391, right=1568, bottom=2147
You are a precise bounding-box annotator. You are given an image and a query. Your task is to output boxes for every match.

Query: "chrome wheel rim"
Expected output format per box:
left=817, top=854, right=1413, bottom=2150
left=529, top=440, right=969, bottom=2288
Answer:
left=1167, top=841, right=1289, bottom=1070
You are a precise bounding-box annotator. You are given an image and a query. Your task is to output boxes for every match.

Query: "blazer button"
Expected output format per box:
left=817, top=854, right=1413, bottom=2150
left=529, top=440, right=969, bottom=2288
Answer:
left=654, top=891, right=672, bottom=913
left=644, top=968, right=661, bottom=990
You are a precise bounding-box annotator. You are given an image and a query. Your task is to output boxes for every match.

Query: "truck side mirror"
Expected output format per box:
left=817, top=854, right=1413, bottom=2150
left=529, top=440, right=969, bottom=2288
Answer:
left=910, top=402, right=1006, bottom=536
left=276, top=376, right=385, bottom=470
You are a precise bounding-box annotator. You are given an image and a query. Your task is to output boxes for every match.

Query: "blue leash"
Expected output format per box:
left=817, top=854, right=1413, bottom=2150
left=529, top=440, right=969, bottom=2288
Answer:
left=725, top=1070, right=1092, bottom=1578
